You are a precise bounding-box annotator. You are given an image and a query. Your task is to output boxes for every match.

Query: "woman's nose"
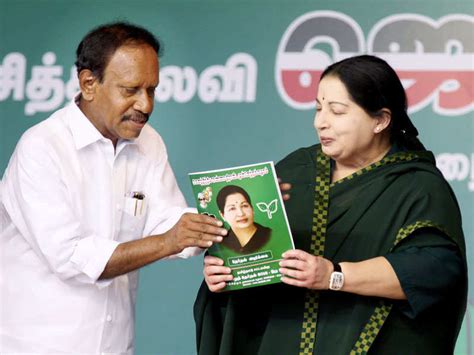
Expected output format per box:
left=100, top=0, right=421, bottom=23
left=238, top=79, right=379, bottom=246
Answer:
left=314, top=110, right=328, bottom=130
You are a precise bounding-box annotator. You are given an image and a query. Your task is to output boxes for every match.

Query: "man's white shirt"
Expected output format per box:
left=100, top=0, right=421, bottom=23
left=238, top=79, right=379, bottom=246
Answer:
left=0, top=99, right=200, bottom=354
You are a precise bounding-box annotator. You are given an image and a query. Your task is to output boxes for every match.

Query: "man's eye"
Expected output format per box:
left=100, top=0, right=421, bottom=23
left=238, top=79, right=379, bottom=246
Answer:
left=147, top=88, right=156, bottom=97
left=124, top=88, right=137, bottom=95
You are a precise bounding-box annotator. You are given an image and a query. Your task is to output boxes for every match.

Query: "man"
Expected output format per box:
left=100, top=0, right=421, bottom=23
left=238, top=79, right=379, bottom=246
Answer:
left=0, top=22, right=226, bottom=353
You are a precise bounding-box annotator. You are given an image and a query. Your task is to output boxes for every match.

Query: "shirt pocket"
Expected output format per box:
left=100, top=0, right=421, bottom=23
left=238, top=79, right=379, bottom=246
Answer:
left=119, top=195, right=148, bottom=240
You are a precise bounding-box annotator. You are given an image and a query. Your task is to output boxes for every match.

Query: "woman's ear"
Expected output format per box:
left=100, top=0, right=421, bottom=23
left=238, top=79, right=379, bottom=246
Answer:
left=374, top=108, right=392, bottom=133
left=79, top=69, right=98, bottom=101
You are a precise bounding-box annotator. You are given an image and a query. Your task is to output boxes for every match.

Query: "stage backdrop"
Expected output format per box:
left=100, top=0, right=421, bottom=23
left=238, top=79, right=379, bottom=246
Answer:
left=1, top=0, right=473, bottom=354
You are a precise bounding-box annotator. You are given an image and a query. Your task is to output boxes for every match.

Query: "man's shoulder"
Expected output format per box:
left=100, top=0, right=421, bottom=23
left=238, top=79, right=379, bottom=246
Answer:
left=19, top=106, right=71, bottom=150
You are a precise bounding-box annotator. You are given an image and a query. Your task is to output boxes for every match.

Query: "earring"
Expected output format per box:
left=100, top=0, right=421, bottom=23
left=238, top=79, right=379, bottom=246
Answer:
left=375, top=127, right=381, bottom=133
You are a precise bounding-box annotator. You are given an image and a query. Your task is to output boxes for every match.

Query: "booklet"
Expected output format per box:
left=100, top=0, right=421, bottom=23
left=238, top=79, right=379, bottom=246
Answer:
left=189, top=162, right=295, bottom=291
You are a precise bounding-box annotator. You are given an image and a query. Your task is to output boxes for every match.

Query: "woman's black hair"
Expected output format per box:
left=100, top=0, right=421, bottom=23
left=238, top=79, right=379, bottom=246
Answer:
left=75, top=21, right=162, bottom=82
left=320, top=55, right=425, bottom=151
left=216, top=185, right=252, bottom=213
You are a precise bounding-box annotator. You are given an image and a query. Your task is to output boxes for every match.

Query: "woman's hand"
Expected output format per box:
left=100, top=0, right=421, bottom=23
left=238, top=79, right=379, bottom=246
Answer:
left=279, top=249, right=333, bottom=289
left=203, top=255, right=233, bottom=292
left=277, top=178, right=292, bottom=201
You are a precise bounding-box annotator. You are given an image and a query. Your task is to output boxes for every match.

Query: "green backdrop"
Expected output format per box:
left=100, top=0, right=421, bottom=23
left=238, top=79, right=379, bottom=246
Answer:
left=1, top=0, right=472, bottom=354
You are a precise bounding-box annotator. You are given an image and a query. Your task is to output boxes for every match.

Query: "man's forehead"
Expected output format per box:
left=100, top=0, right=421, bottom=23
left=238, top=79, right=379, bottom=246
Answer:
left=103, top=44, right=159, bottom=83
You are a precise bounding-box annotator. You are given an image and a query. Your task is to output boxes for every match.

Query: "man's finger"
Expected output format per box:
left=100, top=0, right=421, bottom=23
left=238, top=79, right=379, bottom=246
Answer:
left=187, top=212, right=224, bottom=227
left=193, top=231, right=223, bottom=243
left=186, top=220, right=228, bottom=237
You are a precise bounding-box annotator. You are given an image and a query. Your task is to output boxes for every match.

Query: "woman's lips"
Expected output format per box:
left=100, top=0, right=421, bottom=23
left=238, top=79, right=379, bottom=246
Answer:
left=320, top=137, right=334, bottom=145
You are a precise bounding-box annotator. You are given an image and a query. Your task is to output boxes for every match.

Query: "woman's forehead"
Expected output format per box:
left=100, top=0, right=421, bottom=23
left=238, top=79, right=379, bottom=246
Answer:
left=225, top=193, right=248, bottom=205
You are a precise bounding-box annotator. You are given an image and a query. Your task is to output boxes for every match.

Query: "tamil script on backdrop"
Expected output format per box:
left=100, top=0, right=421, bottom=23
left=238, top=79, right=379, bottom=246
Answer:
left=1, top=13, right=472, bottom=116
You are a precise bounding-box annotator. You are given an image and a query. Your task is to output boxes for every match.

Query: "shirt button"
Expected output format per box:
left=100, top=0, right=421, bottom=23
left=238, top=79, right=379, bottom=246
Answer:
left=116, top=204, right=120, bottom=211
left=106, top=315, right=112, bottom=322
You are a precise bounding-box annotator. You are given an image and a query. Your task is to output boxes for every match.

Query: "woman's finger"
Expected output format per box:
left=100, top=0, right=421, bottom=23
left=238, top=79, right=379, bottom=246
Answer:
left=204, top=255, right=225, bottom=266
left=279, top=259, right=306, bottom=270
left=204, top=265, right=232, bottom=277
left=280, top=276, right=307, bottom=288
left=279, top=267, right=305, bottom=280
left=282, top=249, right=310, bottom=261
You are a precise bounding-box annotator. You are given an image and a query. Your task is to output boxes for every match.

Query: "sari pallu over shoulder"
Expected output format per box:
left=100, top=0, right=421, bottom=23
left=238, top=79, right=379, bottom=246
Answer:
left=194, top=144, right=467, bottom=355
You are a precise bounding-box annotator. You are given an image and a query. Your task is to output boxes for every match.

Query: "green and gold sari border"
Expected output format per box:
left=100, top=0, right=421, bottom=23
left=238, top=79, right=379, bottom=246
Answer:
left=330, top=151, right=419, bottom=187
left=298, top=151, right=331, bottom=354
left=391, top=220, right=451, bottom=250
left=350, top=301, right=392, bottom=355
left=350, top=220, right=449, bottom=355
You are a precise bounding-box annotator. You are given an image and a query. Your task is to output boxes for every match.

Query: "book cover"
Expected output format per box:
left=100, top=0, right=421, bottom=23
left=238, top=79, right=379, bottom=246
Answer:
left=189, top=162, right=295, bottom=291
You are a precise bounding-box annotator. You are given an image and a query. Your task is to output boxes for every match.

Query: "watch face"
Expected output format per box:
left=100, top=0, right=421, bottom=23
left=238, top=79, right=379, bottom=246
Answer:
left=329, top=271, right=344, bottom=290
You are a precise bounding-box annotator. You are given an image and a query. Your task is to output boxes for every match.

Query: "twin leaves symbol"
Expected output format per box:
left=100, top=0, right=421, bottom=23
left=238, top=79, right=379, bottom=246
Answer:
left=256, top=199, right=278, bottom=219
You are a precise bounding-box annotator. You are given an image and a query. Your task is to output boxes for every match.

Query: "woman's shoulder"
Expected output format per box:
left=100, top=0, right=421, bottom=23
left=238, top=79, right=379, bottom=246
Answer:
left=276, top=144, right=319, bottom=169
left=275, top=144, right=320, bottom=182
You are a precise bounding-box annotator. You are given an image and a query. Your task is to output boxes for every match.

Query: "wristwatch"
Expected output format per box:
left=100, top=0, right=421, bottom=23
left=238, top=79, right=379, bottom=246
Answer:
left=329, top=262, right=344, bottom=291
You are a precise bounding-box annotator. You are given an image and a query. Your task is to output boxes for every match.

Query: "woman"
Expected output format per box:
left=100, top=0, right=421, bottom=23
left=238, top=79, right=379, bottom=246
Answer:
left=194, top=55, right=467, bottom=354
left=216, top=185, right=271, bottom=254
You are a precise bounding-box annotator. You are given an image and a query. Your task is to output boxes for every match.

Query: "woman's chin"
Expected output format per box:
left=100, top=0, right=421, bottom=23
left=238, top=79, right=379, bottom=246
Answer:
left=321, top=146, right=339, bottom=160
left=235, top=223, right=253, bottom=230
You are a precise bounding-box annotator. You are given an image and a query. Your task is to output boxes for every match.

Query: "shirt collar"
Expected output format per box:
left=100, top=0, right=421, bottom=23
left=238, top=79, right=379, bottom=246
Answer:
left=67, top=94, right=138, bottom=151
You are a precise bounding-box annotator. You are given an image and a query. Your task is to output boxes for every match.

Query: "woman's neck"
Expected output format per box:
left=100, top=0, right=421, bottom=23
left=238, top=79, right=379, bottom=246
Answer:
left=333, top=143, right=391, bottom=182
left=233, top=225, right=258, bottom=247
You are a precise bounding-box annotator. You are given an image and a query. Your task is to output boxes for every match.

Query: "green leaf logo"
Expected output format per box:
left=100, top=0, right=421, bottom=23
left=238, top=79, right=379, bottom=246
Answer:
left=256, top=199, right=278, bottom=219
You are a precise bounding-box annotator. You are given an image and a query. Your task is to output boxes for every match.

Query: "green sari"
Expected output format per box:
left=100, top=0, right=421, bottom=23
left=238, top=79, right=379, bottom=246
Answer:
left=194, top=144, right=467, bottom=354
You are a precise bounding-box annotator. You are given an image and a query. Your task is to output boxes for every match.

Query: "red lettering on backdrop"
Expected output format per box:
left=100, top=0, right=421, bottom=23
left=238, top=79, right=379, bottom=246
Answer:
left=281, top=69, right=473, bottom=111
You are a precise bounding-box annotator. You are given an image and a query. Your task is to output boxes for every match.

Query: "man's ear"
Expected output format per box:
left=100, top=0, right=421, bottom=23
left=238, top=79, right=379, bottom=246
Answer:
left=374, top=108, right=392, bottom=133
left=79, top=69, right=99, bottom=101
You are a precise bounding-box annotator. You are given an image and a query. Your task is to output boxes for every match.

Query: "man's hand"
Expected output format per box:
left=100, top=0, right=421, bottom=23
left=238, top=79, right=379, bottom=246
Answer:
left=203, top=255, right=233, bottom=292
left=163, top=213, right=228, bottom=255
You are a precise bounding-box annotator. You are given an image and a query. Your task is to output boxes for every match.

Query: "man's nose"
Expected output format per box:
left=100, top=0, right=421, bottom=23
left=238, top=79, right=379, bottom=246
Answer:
left=134, top=90, right=154, bottom=114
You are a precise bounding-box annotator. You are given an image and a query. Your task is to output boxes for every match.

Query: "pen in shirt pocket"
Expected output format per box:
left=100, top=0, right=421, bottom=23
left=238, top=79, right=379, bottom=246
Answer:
left=126, top=191, right=146, bottom=216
